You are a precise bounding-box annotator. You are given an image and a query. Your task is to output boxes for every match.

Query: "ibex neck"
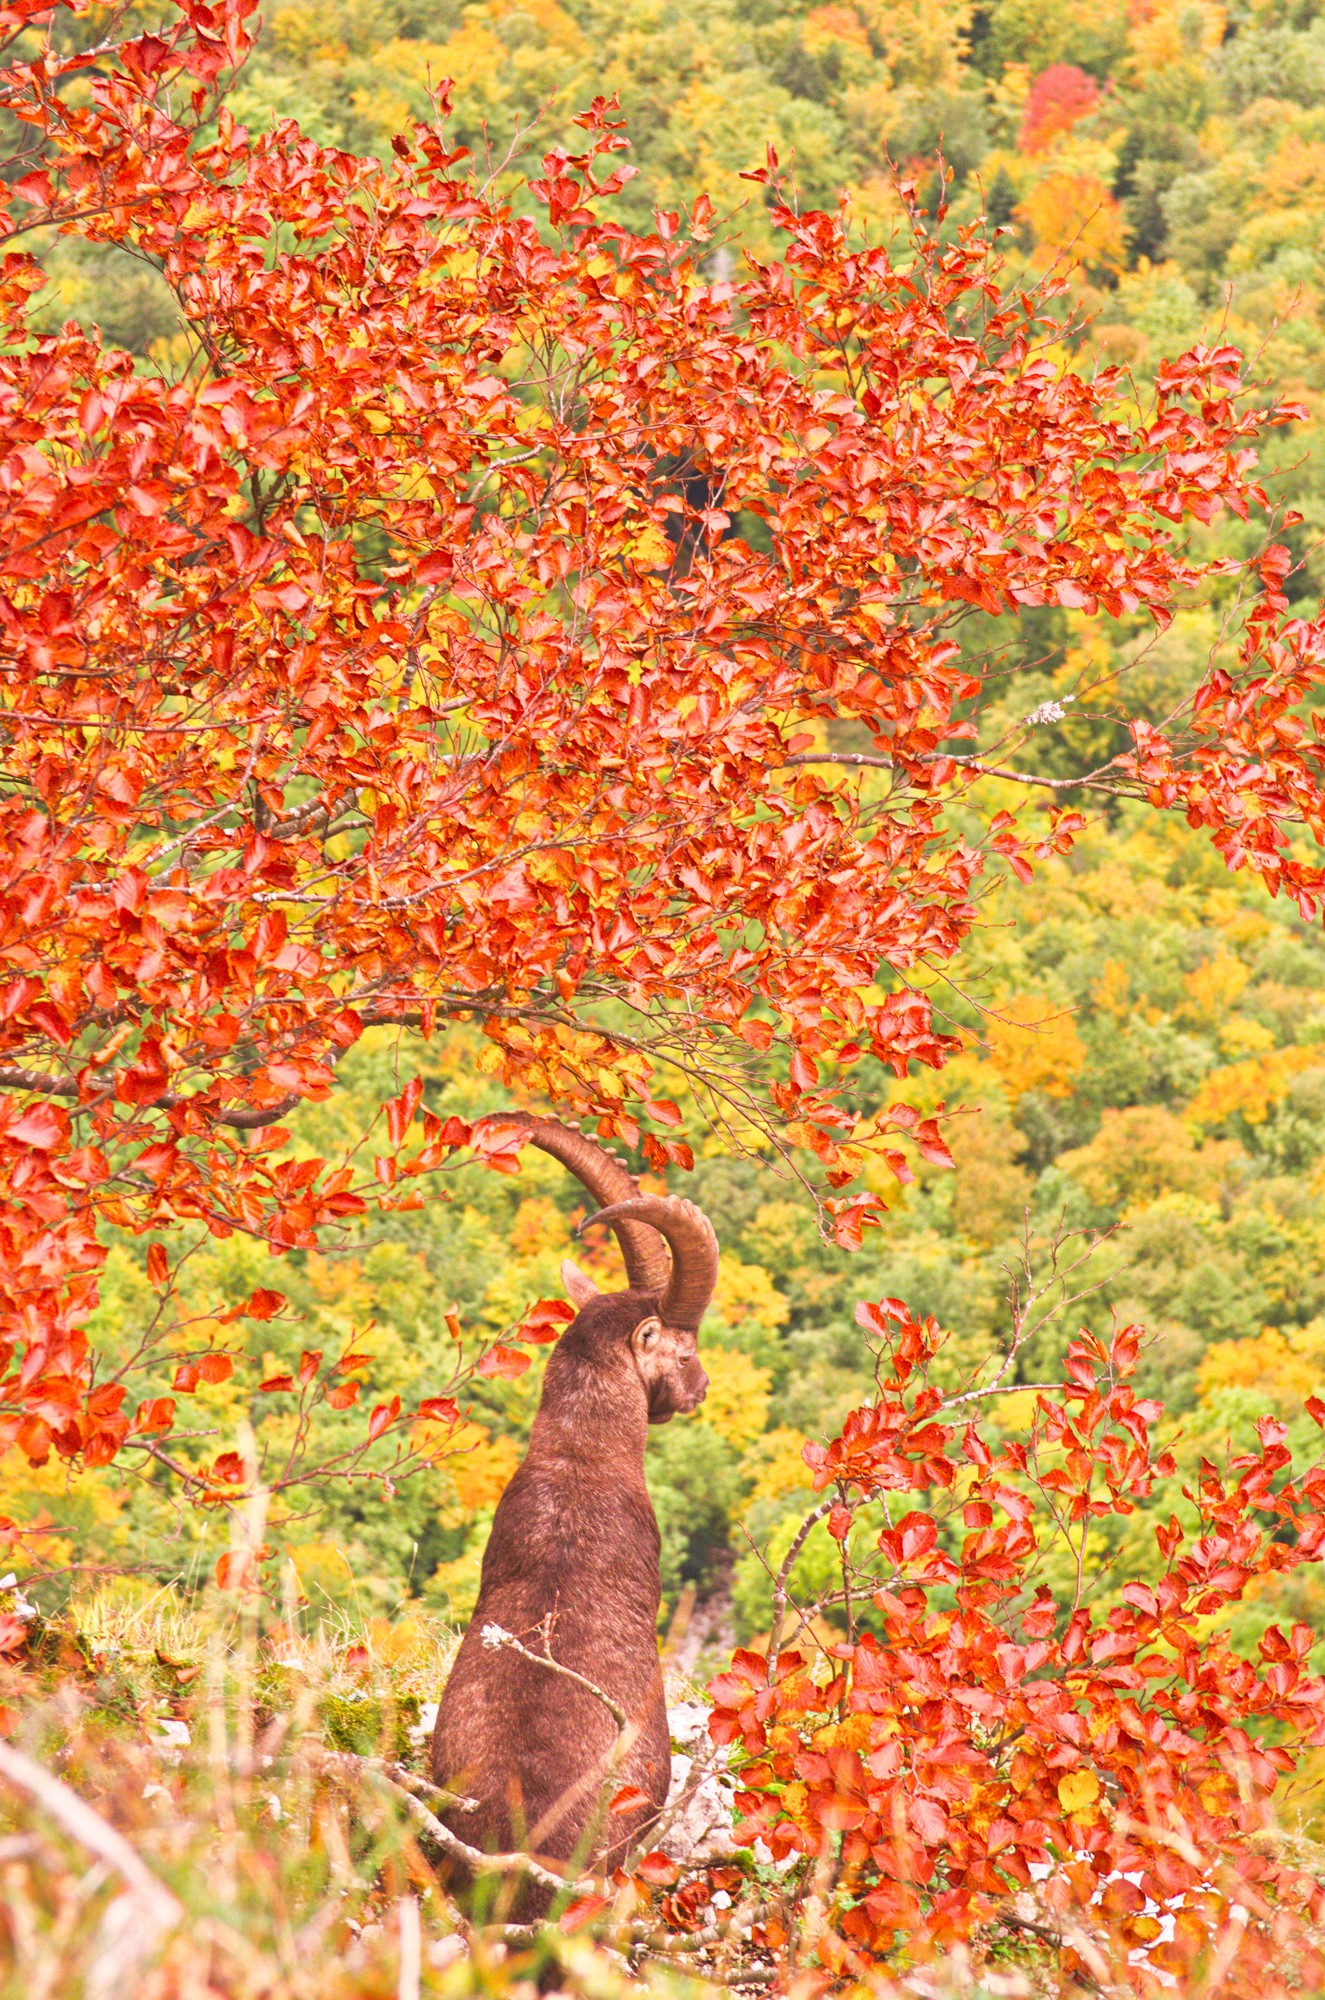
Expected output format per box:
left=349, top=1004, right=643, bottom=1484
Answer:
left=528, top=1354, right=648, bottom=1471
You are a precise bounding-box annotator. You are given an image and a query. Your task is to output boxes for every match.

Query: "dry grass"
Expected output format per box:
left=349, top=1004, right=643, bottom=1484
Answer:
left=0, top=1587, right=728, bottom=2000
left=0, top=1587, right=1172, bottom=2000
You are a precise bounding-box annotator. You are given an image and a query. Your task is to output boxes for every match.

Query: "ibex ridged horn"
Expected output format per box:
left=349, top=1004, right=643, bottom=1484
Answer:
left=580, top=1196, right=719, bottom=1331
left=486, top=1114, right=671, bottom=1294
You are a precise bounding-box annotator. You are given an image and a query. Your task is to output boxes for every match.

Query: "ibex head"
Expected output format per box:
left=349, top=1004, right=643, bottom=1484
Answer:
left=491, top=1116, right=717, bottom=1425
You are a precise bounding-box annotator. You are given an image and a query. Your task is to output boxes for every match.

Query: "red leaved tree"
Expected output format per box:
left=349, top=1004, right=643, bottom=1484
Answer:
left=1019, top=65, right=1103, bottom=156
left=0, top=0, right=1304, bottom=1495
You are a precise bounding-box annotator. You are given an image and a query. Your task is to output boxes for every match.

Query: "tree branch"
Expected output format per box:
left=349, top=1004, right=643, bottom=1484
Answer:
left=480, top=1622, right=628, bottom=1730
left=766, top=1498, right=836, bottom=1661
left=782, top=750, right=1131, bottom=793
left=300, top=1744, right=572, bottom=1894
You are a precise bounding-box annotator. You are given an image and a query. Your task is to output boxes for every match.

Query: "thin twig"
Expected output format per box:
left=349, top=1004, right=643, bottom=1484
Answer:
left=766, top=1499, right=836, bottom=1662
left=479, top=1622, right=627, bottom=1730
left=301, top=1743, right=571, bottom=1895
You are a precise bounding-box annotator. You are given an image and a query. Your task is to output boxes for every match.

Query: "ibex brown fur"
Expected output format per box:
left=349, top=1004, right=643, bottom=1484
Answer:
left=431, top=1117, right=718, bottom=1907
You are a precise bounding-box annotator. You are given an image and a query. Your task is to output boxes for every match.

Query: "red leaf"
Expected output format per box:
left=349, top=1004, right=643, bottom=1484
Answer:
left=0, top=1616, right=28, bottom=1657
left=518, top=1298, right=575, bottom=1343
left=635, top=1851, right=679, bottom=1886
left=609, top=1785, right=651, bottom=1815
left=246, top=1290, right=286, bottom=1322
left=252, top=911, right=288, bottom=962
left=214, top=1552, right=255, bottom=1591
left=913, top=1119, right=955, bottom=1169
left=385, top=1075, right=424, bottom=1148
left=367, top=1395, right=401, bottom=1442
left=476, top=1345, right=531, bottom=1379
left=133, top=1396, right=175, bottom=1435
left=416, top=1396, right=459, bottom=1424
left=789, top=1049, right=819, bottom=1092
left=558, top=1894, right=608, bottom=1933
left=326, top=1381, right=361, bottom=1411
left=9, top=1104, right=66, bottom=1150
left=146, top=1243, right=169, bottom=1288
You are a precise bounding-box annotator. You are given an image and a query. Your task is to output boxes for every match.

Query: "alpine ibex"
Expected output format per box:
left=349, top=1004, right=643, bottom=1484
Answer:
left=431, top=1116, right=717, bottom=1904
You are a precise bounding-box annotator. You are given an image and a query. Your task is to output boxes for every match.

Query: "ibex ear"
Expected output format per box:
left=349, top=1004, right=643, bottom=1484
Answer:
left=631, top=1316, right=662, bottom=1357
left=561, top=1258, right=600, bottom=1309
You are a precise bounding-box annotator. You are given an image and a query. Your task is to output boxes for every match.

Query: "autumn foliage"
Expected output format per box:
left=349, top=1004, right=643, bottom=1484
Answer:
left=708, top=1303, right=1325, bottom=1990
left=3, top=0, right=1325, bottom=1983
left=0, top=0, right=1309, bottom=1482
left=1018, top=64, right=1102, bottom=156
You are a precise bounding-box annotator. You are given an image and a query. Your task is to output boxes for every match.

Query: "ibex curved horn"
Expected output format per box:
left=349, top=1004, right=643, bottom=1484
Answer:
left=488, top=1114, right=671, bottom=1294
left=580, top=1196, right=719, bottom=1331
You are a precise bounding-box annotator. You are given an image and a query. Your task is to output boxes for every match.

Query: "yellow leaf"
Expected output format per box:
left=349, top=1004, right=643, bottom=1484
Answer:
left=625, top=525, right=671, bottom=567
left=1058, top=1770, right=1100, bottom=1812
left=812, top=1712, right=871, bottom=1752
left=742, top=1427, right=814, bottom=1501
left=1185, top=1045, right=1318, bottom=1131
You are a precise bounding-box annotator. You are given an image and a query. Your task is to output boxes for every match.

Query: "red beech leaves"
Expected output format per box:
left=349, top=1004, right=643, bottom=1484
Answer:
left=709, top=1303, right=1325, bottom=1991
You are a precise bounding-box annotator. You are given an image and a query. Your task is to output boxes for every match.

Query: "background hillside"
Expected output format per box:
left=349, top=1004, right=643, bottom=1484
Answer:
left=17, top=0, right=1325, bottom=1677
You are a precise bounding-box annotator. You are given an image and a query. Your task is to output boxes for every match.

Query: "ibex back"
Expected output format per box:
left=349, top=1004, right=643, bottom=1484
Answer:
left=431, top=1117, right=717, bottom=1910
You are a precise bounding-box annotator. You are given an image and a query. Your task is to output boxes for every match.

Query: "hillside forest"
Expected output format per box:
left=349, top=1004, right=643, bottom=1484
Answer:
left=10, top=0, right=1325, bottom=1665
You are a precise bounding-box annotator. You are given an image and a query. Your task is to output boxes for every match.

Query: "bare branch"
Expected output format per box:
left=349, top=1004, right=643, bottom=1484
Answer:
left=766, top=1498, right=836, bottom=1661
left=299, top=1743, right=572, bottom=1895
left=478, top=1620, right=628, bottom=1730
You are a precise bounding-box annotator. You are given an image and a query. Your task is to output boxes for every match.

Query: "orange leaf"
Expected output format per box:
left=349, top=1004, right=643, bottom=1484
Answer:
left=635, top=1851, right=678, bottom=1886
left=558, top=1894, right=608, bottom=1933
left=476, top=1345, right=531, bottom=1380
left=367, top=1395, right=401, bottom=1442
